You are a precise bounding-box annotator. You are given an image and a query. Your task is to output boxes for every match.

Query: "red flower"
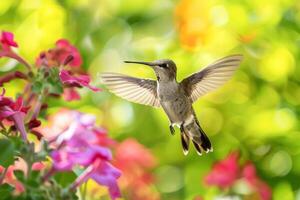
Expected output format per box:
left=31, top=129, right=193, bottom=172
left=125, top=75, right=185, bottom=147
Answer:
left=114, top=139, right=160, bottom=200
left=242, top=163, right=272, bottom=200
left=0, top=31, right=18, bottom=51
left=0, top=89, right=29, bottom=140
left=204, top=152, right=239, bottom=189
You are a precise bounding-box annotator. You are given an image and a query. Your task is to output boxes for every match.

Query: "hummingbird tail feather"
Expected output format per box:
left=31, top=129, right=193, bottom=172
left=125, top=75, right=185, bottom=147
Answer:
left=184, top=121, right=212, bottom=155
left=180, top=132, right=190, bottom=155
left=194, top=124, right=212, bottom=153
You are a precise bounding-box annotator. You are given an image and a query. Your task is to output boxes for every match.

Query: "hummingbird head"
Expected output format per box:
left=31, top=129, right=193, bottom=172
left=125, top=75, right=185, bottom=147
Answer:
left=124, top=59, right=177, bottom=81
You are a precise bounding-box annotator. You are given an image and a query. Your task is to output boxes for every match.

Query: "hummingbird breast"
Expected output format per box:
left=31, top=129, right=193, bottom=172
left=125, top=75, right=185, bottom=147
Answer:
left=158, top=80, right=193, bottom=125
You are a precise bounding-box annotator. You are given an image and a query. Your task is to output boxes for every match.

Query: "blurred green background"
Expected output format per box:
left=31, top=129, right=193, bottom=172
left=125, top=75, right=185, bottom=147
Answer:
left=1, top=0, right=300, bottom=199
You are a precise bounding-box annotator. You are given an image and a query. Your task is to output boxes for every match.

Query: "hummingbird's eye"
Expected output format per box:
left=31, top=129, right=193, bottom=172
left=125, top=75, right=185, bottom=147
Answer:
left=160, top=63, right=168, bottom=68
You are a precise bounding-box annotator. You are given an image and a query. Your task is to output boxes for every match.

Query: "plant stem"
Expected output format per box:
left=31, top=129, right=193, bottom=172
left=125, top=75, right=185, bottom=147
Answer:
left=31, top=95, right=42, bottom=120
left=82, top=182, right=87, bottom=200
left=0, top=167, right=8, bottom=184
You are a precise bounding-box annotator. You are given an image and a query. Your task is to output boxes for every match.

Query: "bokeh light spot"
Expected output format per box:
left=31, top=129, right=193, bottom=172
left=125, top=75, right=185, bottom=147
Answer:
left=269, top=151, right=292, bottom=176
left=156, top=165, right=184, bottom=193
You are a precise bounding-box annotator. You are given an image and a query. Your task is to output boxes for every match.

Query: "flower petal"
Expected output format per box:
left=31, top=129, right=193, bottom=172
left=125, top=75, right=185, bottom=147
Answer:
left=63, top=88, right=81, bottom=101
left=0, top=31, right=18, bottom=50
left=91, top=162, right=121, bottom=200
left=59, top=70, right=101, bottom=92
left=11, top=113, right=27, bottom=141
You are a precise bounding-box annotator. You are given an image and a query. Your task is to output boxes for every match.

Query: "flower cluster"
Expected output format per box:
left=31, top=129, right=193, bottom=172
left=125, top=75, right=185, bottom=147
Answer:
left=204, top=152, right=272, bottom=200
left=114, top=139, right=160, bottom=200
left=0, top=31, right=119, bottom=200
left=41, top=109, right=121, bottom=200
left=35, top=39, right=100, bottom=101
left=0, top=30, right=100, bottom=141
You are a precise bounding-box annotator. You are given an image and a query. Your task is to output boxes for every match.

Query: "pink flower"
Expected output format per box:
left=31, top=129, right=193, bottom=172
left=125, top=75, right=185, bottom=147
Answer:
left=42, top=110, right=121, bottom=200
left=0, top=31, right=18, bottom=51
left=115, top=139, right=156, bottom=169
left=242, top=163, right=272, bottom=200
left=204, top=152, right=239, bottom=189
left=59, top=69, right=101, bottom=92
left=62, top=88, right=81, bottom=101
left=0, top=165, right=25, bottom=194
left=36, top=39, right=82, bottom=68
left=0, top=89, right=29, bottom=140
left=204, top=151, right=272, bottom=199
left=35, top=39, right=100, bottom=100
left=0, top=31, right=31, bottom=70
left=56, top=39, right=82, bottom=67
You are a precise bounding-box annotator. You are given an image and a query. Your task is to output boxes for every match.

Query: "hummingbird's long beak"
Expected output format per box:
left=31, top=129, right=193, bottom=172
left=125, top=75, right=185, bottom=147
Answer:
left=124, top=61, right=155, bottom=66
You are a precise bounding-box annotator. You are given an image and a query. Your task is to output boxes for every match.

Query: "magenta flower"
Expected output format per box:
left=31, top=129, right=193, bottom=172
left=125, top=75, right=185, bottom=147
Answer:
left=56, top=39, right=82, bottom=67
left=242, top=163, right=272, bottom=200
left=35, top=39, right=100, bottom=99
left=0, top=31, right=31, bottom=70
left=204, top=152, right=239, bottom=189
left=59, top=70, right=100, bottom=92
left=204, top=151, right=272, bottom=199
left=0, top=31, right=18, bottom=51
left=36, top=39, right=82, bottom=68
left=0, top=89, right=29, bottom=140
left=71, top=159, right=121, bottom=200
left=43, top=110, right=121, bottom=200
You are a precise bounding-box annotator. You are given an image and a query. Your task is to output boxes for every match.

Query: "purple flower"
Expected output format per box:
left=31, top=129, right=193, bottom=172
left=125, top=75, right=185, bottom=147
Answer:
left=71, top=159, right=121, bottom=200
left=43, top=110, right=121, bottom=200
left=0, top=89, right=29, bottom=140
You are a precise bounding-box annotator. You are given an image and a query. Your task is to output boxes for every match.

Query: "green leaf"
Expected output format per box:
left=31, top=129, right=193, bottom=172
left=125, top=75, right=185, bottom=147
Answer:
left=0, top=139, right=15, bottom=167
left=0, top=184, right=14, bottom=199
left=53, top=171, right=77, bottom=187
left=14, top=170, right=25, bottom=182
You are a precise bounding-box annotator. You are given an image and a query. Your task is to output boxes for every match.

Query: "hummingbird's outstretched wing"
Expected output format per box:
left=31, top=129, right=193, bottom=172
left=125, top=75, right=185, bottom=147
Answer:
left=180, top=54, right=243, bottom=103
left=100, top=73, right=160, bottom=107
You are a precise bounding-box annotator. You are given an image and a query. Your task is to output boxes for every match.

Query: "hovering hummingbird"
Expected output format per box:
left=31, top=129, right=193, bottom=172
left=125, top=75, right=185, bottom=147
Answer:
left=100, top=55, right=243, bottom=155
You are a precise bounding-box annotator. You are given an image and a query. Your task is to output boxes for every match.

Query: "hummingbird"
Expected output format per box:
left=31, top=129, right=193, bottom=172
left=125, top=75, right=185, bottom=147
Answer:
left=100, top=55, right=243, bottom=155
